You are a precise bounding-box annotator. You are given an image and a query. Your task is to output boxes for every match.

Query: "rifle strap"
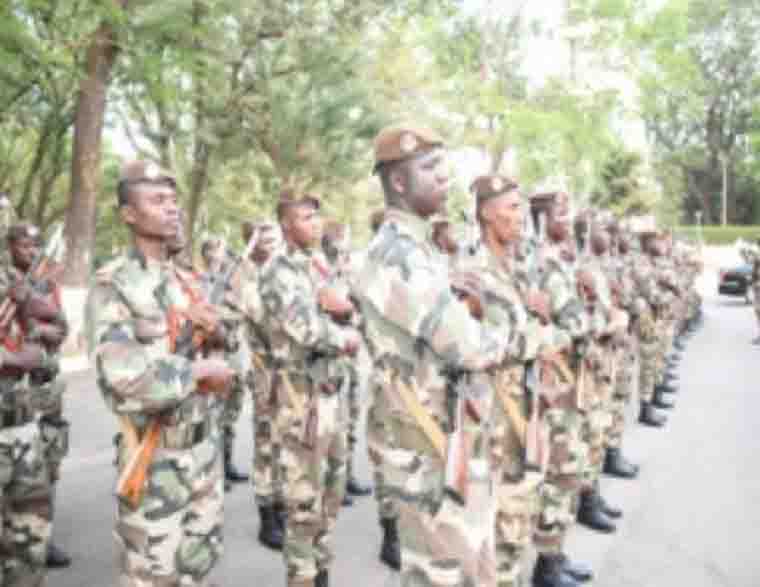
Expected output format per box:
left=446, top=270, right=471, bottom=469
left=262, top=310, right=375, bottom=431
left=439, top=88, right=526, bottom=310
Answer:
left=494, top=383, right=528, bottom=448
left=393, top=376, right=447, bottom=461
left=275, top=368, right=305, bottom=420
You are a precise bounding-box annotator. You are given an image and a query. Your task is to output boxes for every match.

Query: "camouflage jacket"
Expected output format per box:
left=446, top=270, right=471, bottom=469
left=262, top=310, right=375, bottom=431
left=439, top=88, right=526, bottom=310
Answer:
left=258, top=243, right=354, bottom=375
left=353, top=208, right=509, bottom=445
left=86, top=249, right=219, bottom=433
left=540, top=243, right=589, bottom=351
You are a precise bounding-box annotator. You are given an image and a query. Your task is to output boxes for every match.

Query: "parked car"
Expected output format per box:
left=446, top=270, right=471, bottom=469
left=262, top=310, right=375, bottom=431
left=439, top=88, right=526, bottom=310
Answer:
left=718, top=263, right=753, bottom=304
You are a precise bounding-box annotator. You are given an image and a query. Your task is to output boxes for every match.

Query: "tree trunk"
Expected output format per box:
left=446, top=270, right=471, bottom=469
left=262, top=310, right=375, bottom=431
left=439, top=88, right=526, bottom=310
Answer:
left=62, top=2, right=128, bottom=285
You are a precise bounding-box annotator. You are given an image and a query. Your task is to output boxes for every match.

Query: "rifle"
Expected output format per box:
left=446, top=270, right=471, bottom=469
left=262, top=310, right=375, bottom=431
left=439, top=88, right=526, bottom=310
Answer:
left=443, top=368, right=469, bottom=506
left=0, top=224, right=65, bottom=336
left=116, top=227, right=261, bottom=510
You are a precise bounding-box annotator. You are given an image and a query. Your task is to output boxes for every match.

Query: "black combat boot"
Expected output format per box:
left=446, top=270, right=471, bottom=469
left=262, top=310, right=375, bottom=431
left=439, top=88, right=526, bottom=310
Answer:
left=653, top=387, right=675, bottom=409
left=341, top=492, right=354, bottom=507
left=47, top=541, right=72, bottom=569
left=673, top=337, right=685, bottom=351
left=603, top=448, right=639, bottom=480
left=594, top=483, right=623, bottom=519
left=664, top=370, right=678, bottom=384
left=638, top=401, right=667, bottom=427
left=658, top=381, right=678, bottom=394
left=315, top=569, right=329, bottom=587
left=273, top=501, right=288, bottom=534
left=577, top=488, right=616, bottom=533
left=533, top=553, right=581, bottom=587
left=224, top=445, right=250, bottom=484
left=557, top=553, right=593, bottom=583
left=379, top=518, right=401, bottom=571
left=346, top=476, right=372, bottom=497
left=258, top=506, right=284, bottom=550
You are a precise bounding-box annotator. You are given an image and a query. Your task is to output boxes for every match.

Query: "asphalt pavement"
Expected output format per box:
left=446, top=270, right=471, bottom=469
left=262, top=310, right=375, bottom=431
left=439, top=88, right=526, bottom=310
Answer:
left=51, top=283, right=760, bottom=587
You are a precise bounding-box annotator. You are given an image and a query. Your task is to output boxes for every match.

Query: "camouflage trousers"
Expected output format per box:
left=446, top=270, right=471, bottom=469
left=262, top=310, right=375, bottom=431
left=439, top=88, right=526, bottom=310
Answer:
left=221, top=377, right=245, bottom=455
left=115, top=435, right=224, bottom=586
left=250, top=367, right=284, bottom=507
left=489, top=368, right=543, bottom=587
left=655, top=320, right=675, bottom=385
left=0, top=420, right=52, bottom=587
left=345, top=365, right=362, bottom=481
left=275, top=372, right=347, bottom=587
left=366, top=399, right=398, bottom=522
left=534, top=402, right=586, bottom=554
left=638, top=313, right=660, bottom=404
left=607, top=344, right=636, bottom=450
left=582, top=364, right=614, bottom=487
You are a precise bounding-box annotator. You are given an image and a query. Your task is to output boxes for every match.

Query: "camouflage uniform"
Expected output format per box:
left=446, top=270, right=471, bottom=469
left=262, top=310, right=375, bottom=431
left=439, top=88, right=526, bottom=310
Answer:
left=0, top=265, right=59, bottom=587
left=87, top=249, right=225, bottom=587
left=354, top=208, right=510, bottom=587
left=466, top=244, right=548, bottom=587
left=653, top=254, right=680, bottom=386
left=258, top=243, right=356, bottom=586
left=533, top=243, right=590, bottom=555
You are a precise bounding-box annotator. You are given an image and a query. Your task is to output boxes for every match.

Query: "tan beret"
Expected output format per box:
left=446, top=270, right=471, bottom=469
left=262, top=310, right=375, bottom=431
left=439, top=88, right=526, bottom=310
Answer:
left=470, top=175, right=520, bottom=202
left=373, top=124, right=444, bottom=171
left=529, top=191, right=558, bottom=212
left=119, top=160, right=176, bottom=186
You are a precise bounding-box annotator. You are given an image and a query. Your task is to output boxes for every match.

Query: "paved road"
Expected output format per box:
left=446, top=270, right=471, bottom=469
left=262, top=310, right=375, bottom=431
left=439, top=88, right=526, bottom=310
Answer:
left=51, top=285, right=759, bottom=587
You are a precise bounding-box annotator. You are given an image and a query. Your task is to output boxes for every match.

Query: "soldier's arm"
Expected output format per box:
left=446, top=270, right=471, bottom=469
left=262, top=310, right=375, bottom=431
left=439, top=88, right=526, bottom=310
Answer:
left=86, top=281, right=196, bottom=415
left=362, top=243, right=506, bottom=371
left=260, top=257, right=352, bottom=354
left=542, top=266, right=588, bottom=349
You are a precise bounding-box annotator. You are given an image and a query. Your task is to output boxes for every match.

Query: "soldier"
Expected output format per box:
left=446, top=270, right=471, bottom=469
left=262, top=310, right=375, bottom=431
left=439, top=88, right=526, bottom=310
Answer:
left=574, top=218, right=628, bottom=535
left=320, top=220, right=373, bottom=503
left=241, top=219, right=288, bottom=550
left=630, top=230, right=671, bottom=427
left=200, top=237, right=250, bottom=489
left=362, top=208, right=402, bottom=570
left=530, top=192, right=594, bottom=587
left=353, top=125, right=513, bottom=586
left=0, top=223, right=67, bottom=586
left=258, top=189, right=361, bottom=587
left=600, top=222, right=640, bottom=479
left=86, top=160, right=234, bottom=586
left=465, top=175, right=552, bottom=587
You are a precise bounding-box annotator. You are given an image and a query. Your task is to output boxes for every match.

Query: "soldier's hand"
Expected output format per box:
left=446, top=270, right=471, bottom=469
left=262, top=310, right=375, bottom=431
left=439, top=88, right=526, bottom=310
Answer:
left=526, top=291, right=551, bottom=324
left=37, top=323, right=67, bottom=349
left=451, top=272, right=485, bottom=321
left=192, top=359, right=235, bottom=395
left=186, top=302, right=220, bottom=335
left=5, top=344, right=46, bottom=372
left=318, top=286, right=355, bottom=320
left=343, top=329, right=361, bottom=357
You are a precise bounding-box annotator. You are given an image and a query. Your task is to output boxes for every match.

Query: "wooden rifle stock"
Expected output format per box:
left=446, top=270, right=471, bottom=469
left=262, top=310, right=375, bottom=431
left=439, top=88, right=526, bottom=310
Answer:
left=115, top=417, right=162, bottom=510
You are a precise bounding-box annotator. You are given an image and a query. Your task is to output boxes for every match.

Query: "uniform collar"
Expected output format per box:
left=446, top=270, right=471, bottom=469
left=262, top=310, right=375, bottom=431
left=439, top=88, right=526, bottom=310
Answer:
left=384, top=207, right=433, bottom=245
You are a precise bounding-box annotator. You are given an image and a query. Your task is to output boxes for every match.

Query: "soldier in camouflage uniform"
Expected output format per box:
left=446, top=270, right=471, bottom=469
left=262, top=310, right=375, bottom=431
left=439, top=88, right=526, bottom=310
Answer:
left=320, top=220, right=372, bottom=504
left=630, top=231, right=671, bottom=427
left=464, top=176, right=553, bottom=587
left=574, top=218, right=628, bottom=535
left=258, top=190, right=361, bottom=587
left=239, top=219, right=287, bottom=550
left=529, top=192, right=594, bottom=587
left=0, top=223, right=68, bottom=586
left=354, top=125, right=515, bottom=587
left=86, top=160, right=234, bottom=587
left=600, top=223, right=640, bottom=479
left=362, top=208, right=402, bottom=570
left=200, top=238, right=250, bottom=489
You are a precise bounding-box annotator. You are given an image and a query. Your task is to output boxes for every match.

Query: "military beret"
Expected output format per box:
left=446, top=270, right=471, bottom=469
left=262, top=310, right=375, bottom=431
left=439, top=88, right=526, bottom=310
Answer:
left=470, top=175, right=520, bottom=202
left=118, top=160, right=176, bottom=187
left=529, top=191, right=558, bottom=212
left=373, top=124, right=444, bottom=172
left=7, top=223, right=41, bottom=242
left=638, top=230, right=658, bottom=241
left=276, top=188, right=320, bottom=220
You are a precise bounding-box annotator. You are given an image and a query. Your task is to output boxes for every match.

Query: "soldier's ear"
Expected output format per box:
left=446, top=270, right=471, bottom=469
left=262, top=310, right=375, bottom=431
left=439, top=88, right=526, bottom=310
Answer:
left=388, top=166, right=407, bottom=196
left=120, top=203, right=138, bottom=227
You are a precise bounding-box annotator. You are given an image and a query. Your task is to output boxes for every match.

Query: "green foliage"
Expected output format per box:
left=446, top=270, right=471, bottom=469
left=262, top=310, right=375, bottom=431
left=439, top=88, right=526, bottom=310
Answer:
left=674, top=225, right=760, bottom=245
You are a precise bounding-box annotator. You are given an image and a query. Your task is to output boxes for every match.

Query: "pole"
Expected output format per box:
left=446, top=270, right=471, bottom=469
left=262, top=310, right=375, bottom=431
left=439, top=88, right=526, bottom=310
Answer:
left=720, top=152, right=728, bottom=226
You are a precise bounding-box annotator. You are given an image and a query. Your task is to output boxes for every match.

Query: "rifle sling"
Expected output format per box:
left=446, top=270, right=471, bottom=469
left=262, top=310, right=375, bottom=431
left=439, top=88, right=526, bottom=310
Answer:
left=393, top=376, right=447, bottom=461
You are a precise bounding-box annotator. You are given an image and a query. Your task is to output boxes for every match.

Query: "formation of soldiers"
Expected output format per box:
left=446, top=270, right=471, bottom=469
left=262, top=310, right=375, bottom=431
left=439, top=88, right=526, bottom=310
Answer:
left=0, top=124, right=705, bottom=587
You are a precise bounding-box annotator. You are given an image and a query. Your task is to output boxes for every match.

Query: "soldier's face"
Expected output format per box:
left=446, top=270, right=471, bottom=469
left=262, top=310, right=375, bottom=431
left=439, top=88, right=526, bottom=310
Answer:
left=400, top=148, right=450, bottom=218
left=9, top=236, right=38, bottom=270
left=121, top=182, right=180, bottom=241
left=481, top=190, right=523, bottom=244
left=591, top=231, right=609, bottom=255
left=284, top=205, right=322, bottom=249
left=167, top=216, right=187, bottom=256
left=547, top=193, right=571, bottom=242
